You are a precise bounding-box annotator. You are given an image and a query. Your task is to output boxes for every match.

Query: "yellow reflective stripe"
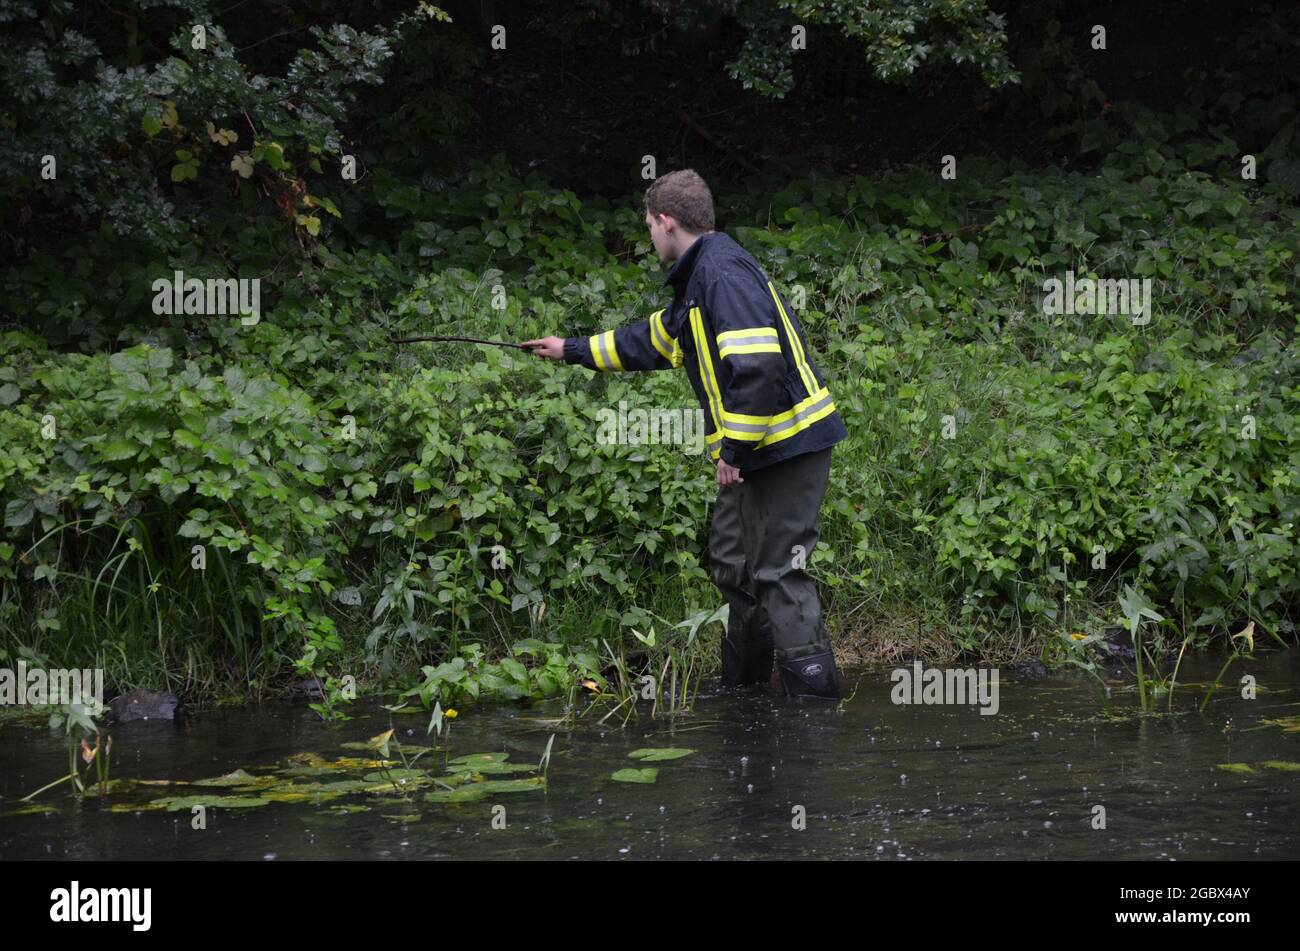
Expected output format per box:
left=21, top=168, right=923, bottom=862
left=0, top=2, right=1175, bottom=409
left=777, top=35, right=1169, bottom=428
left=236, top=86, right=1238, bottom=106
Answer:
left=761, top=400, right=836, bottom=447
left=768, top=281, right=818, bottom=397
left=764, top=387, right=825, bottom=426
left=716, top=327, right=780, bottom=345
left=690, top=306, right=726, bottom=444
left=588, top=333, right=607, bottom=370
left=717, top=326, right=780, bottom=360
left=604, top=330, right=624, bottom=370
left=589, top=330, right=623, bottom=371
left=648, top=309, right=673, bottom=362
left=695, top=304, right=836, bottom=457
left=649, top=309, right=684, bottom=367
left=718, top=387, right=837, bottom=445
left=721, top=408, right=771, bottom=425
left=756, top=387, right=836, bottom=448
left=719, top=341, right=782, bottom=359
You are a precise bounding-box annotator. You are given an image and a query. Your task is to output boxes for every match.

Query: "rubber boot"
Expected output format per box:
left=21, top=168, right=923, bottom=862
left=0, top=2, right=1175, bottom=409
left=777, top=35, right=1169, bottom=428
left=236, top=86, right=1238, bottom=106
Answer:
left=720, top=612, right=774, bottom=688
left=778, top=649, right=840, bottom=700
left=744, top=614, right=775, bottom=686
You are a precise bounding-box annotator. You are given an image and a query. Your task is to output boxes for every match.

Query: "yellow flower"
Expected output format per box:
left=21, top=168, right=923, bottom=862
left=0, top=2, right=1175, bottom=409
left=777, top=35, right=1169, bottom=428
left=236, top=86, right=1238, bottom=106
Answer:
left=1231, top=621, right=1255, bottom=652
left=445, top=709, right=458, bottom=719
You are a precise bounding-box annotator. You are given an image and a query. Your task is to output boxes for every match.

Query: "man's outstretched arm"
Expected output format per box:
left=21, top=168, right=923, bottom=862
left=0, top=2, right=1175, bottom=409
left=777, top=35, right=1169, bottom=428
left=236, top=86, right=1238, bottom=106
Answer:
left=523, top=309, right=682, bottom=371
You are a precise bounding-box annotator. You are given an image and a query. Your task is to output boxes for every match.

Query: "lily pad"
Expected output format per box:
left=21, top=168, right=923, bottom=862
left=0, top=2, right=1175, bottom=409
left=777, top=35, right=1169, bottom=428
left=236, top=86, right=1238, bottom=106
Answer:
left=285, top=753, right=394, bottom=771
left=314, top=779, right=384, bottom=793
left=341, top=741, right=437, bottom=754
left=191, top=769, right=278, bottom=789
left=424, top=784, right=492, bottom=803
left=106, top=802, right=168, bottom=813
left=364, top=780, right=436, bottom=795
left=362, top=768, right=432, bottom=785
left=1260, top=761, right=1300, bottom=771
left=628, top=748, right=695, bottom=762
left=429, top=772, right=473, bottom=789
left=151, top=794, right=271, bottom=811
left=443, top=752, right=535, bottom=775
left=278, top=766, right=343, bottom=778
left=335, top=758, right=395, bottom=774
left=327, top=756, right=397, bottom=770
left=285, top=752, right=331, bottom=768
left=445, top=752, right=511, bottom=766
left=1216, top=763, right=1255, bottom=773
left=447, top=761, right=537, bottom=776
left=260, top=787, right=347, bottom=804
left=82, top=778, right=140, bottom=795
left=425, top=775, right=545, bottom=803
left=612, top=767, right=659, bottom=784
left=486, top=776, right=546, bottom=793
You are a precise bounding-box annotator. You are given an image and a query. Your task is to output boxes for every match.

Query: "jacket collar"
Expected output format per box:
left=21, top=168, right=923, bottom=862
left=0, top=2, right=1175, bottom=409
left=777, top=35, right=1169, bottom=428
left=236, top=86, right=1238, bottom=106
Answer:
left=664, top=231, right=716, bottom=292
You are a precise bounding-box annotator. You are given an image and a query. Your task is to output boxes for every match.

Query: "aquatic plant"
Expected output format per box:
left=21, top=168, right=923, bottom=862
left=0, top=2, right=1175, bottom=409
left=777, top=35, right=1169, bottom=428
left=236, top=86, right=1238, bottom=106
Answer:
left=598, top=604, right=726, bottom=723
left=22, top=701, right=111, bottom=801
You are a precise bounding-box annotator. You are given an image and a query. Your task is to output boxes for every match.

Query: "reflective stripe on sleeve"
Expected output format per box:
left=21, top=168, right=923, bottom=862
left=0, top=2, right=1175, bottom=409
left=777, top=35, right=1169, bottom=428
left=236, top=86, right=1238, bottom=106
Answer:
left=589, top=330, right=624, bottom=371
left=649, top=309, right=684, bottom=367
left=716, top=327, right=781, bottom=360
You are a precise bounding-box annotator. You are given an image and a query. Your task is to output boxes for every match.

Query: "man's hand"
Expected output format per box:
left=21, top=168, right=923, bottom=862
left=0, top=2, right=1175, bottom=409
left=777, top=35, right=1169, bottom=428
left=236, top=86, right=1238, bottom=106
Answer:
left=717, top=458, right=744, bottom=487
left=521, top=336, right=565, bottom=360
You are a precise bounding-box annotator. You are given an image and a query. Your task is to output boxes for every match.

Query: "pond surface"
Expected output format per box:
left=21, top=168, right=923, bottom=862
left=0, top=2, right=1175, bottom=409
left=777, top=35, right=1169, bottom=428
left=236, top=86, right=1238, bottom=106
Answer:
left=3, top=651, right=1299, bottom=859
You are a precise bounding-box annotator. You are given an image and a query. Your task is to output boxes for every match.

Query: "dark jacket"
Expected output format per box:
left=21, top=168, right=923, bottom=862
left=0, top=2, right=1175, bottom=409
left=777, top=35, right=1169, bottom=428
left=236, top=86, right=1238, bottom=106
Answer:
left=563, top=230, right=847, bottom=471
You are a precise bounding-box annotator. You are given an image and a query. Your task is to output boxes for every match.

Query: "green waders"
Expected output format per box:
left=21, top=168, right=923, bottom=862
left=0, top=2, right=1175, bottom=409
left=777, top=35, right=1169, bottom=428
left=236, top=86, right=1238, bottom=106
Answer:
left=708, top=447, right=840, bottom=699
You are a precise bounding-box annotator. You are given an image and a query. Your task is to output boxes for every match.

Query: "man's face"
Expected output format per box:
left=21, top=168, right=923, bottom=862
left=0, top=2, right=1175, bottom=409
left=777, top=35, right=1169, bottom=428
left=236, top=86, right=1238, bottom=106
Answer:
left=646, top=210, right=676, bottom=262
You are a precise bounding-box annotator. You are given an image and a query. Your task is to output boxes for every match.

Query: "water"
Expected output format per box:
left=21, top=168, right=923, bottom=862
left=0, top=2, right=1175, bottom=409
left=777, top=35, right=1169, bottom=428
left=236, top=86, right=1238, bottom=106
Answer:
left=3, top=651, right=1298, bottom=859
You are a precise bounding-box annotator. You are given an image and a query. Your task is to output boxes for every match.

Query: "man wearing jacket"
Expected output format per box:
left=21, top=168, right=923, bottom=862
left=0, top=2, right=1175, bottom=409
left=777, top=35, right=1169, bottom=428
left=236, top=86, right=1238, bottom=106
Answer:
left=523, top=169, right=847, bottom=700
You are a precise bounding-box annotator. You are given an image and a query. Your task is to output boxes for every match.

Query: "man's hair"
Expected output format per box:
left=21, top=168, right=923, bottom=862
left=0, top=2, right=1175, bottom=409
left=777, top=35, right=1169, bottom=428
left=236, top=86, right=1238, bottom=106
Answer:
left=645, top=169, right=715, bottom=234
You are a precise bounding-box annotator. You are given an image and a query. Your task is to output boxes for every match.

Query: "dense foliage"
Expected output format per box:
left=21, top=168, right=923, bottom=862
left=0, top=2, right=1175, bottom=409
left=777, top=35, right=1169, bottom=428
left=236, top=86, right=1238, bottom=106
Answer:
left=2, top=1, right=1297, bottom=711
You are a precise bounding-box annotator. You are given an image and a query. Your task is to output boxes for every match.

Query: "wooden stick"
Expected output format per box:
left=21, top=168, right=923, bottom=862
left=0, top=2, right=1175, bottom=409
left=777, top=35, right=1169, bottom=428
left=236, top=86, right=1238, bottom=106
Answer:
left=392, top=334, right=532, bottom=350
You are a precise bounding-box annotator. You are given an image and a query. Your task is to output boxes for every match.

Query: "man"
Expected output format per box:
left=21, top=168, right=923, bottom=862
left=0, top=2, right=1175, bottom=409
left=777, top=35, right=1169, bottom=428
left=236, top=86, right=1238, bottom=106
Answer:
left=523, top=169, right=847, bottom=700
